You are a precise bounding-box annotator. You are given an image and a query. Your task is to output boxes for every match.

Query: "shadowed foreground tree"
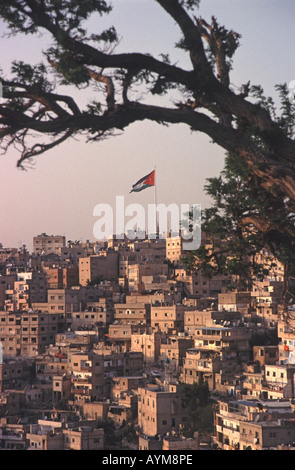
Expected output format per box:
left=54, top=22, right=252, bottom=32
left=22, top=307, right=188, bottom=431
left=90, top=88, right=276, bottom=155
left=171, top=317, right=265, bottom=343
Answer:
left=0, top=0, right=295, bottom=198
left=181, top=379, right=214, bottom=437
left=0, top=1, right=295, bottom=241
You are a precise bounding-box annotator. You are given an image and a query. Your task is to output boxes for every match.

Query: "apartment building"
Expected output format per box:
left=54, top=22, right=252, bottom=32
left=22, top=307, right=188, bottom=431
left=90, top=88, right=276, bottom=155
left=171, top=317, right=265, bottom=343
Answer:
left=184, top=309, right=243, bottom=336
left=0, top=357, right=33, bottom=392
left=63, top=426, right=104, bottom=450
left=44, top=266, right=79, bottom=289
left=127, top=261, right=168, bottom=291
left=277, top=319, right=295, bottom=364
left=4, top=271, right=47, bottom=311
left=0, top=311, right=60, bottom=357
left=71, top=300, right=114, bottom=329
left=193, top=324, right=252, bottom=361
left=253, top=345, right=279, bottom=367
left=175, top=269, right=230, bottom=297
left=166, top=236, right=183, bottom=263
left=107, top=323, right=147, bottom=351
left=111, top=375, right=144, bottom=402
left=27, top=421, right=104, bottom=450
left=114, top=302, right=151, bottom=325
left=79, top=252, right=119, bottom=285
left=69, top=352, right=104, bottom=402
left=214, top=397, right=295, bottom=450
left=151, top=304, right=196, bottom=333
left=0, top=423, right=28, bottom=450
left=180, top=348, right=222, bottom=390
left=138, top=383, right=189, bottom=437
left=218, top=291, right=252, bottom=312
left=33, top=233, right=66, bottom=256
left=159, top=335, right=194, bottom=367
left=0, top=275, right=17, bottom=309
left=131, top=331, right=162, bottom=364
left=33, top=287, right=101, bottom=326
left=261, top=364, right=295, bottom=400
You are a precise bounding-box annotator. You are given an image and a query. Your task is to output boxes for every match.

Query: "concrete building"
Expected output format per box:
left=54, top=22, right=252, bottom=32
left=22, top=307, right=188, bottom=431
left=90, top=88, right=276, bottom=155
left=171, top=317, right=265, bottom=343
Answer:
left=0, top=357, right=33, bottom=392
left=277, top=320, right=295, bottom=365
left=193, top=324, right=252, bottom=364
left=166, top=236, right=183, bottom=263
left=159, top=334, right=194, bottom=367
left=175, top=269, right=230, bottom=298
left=79, top=252, right=119, bottom=285
left=151, top=304, right=196, bottom=334
left=69, top=352, right=104, bottom=402
left=0, top=311, right=60, bottom=357
left=114, top=302, right=151, bottom=325
left=127, top=261, right=168, bottom=292
left=253, top=345, right=279, bottom=367
left=131, top=331, right=162, bottom=364
left=44, top=266, right=79, bottom=289
left=63, top=426, right=104, bottom=450
left=33, top=233, right=66, bottom=256
left=214, top=397, right=295, bottom=450
left=218, top=292, right=253, bottom=312
left=137, top=383, right=189, bottom=437
left=180, top=348, right=222, bottom=390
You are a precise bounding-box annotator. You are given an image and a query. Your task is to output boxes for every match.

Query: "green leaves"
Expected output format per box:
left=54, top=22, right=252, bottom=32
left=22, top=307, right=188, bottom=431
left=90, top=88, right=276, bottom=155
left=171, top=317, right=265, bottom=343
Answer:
left=10, top=61, right=52, bottom=91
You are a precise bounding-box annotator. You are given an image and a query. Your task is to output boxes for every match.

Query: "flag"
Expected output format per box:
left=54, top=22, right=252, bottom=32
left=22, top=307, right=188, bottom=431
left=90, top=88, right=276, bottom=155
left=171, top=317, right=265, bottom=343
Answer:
left=130, top=169, right=155, bottom=193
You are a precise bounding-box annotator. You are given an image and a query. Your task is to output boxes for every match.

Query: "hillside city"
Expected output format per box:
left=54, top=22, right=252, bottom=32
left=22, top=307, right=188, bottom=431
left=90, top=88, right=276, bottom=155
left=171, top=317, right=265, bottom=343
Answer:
left=0, top=231, right=295, bottom=451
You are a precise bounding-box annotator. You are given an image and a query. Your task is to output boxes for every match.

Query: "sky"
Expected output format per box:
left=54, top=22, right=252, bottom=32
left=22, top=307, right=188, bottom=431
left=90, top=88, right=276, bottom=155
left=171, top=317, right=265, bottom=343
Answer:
left=0, top=0, right=295, bottom=251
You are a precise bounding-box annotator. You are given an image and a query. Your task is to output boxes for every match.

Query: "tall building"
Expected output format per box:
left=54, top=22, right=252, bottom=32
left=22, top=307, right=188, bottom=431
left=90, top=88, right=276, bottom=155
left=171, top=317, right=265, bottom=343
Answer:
left=33, top=233, right=66, bottom=256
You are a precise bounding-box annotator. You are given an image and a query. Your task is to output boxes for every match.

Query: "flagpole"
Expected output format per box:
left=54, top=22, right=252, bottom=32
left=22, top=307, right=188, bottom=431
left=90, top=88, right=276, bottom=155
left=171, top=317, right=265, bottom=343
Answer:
left=154, top=166, right=158, bottom=239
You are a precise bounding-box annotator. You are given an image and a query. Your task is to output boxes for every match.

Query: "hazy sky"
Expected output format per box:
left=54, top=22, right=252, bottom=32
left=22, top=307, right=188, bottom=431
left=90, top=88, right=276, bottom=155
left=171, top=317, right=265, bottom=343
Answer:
left=0, top=0, right=294, bottom=251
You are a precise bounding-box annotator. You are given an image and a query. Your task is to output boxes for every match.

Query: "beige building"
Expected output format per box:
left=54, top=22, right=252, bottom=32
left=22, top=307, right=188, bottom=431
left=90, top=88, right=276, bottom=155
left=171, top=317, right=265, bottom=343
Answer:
left=107, top=323, right=147, bottom=351
left=160, top=335, right=194, bottom=367
left=193, top=325, right=252, bottom=364
left=80, top=401, right=110, bottom=421
left=111, top=375, right=144, bottom=402
left=114, top=302, right=151, bottom=325
left=215, top=397, right=295, bottom=450
left=131, top=331, right=162, bottom=364
left=0, top=275, right=17, bottom=310
left=138, top=383, right=189, bottom=436
left=33, top=233, right=66, bottom=256
left=184, top=309, right=243, bottom=336
left=218, top=291, right=252, bottom=312
left=151, top=304, right=196, bottom=333
left=180, top=348, right=222, bottom=390
left=261, top=364, right=295, bottom=400
left=277, top=319, right=295, bottom=364
left=69, top=352, right=104, bottom=402
left=63, top=426, right=104, bottom=450
left=127, top=261, right=168, bottom=291
left=166, top=236, right=183, bottom=263
left=44, top=266, right=79, bottom=289
left=4, top=272, right=47, bottom=312
left=175, top=269, right=230, bottom=297
left=71, top=299, right=114, bottom=329
left=253, top=345, right=279, bottom=367
left=0, top=311, right=60, bottom=357
left=0, top=357, right=33, bottom=392
left=79, top=252, right=119, bottom=285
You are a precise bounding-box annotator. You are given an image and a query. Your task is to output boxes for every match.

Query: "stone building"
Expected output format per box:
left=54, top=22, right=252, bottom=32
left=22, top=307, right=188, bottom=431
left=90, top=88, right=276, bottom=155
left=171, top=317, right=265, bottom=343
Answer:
left=33, top=233, right=66, bottom=256
left=79, top=252, right=119, bottom=285
left=137, top=383, right=189, bottom=437
left=0, top=311, right=60, bottom=357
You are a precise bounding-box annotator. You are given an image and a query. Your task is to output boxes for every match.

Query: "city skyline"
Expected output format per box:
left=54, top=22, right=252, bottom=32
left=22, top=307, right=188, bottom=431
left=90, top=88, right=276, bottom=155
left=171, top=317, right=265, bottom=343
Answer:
left=1, top=0, right=295, bottom=251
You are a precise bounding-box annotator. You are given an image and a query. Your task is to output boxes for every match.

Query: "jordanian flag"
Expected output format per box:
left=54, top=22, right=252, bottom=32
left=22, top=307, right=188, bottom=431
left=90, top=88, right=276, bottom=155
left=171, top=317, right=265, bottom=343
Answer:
left=130, top=169, right=155, bottom=193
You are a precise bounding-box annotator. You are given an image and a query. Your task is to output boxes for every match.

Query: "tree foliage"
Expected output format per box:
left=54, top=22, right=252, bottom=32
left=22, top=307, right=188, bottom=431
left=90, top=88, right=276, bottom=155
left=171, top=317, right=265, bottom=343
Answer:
left=182, top=148, right=295, bottom=294
left=181, top=379, right=214, bottom=436
left=0, top=0, right=295, bottom=246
